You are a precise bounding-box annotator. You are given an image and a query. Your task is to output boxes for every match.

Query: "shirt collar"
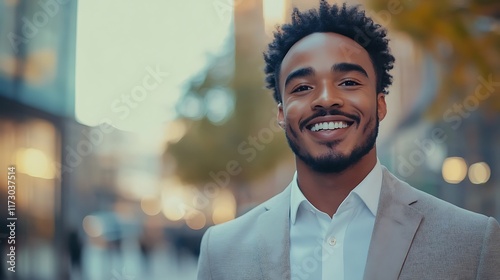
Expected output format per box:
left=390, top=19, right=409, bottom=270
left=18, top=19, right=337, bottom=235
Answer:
left=290, top=171, right=306, bottom=225
left=290, top=159, right=383, bottom=225
left=351, top=159, right=382, bottom=216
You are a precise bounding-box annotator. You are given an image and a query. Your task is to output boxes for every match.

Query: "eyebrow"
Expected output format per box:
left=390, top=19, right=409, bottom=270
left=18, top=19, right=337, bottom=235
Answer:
left=332, top=63, right=368, bottom=77
left=284, top=67, right=314, bottom=89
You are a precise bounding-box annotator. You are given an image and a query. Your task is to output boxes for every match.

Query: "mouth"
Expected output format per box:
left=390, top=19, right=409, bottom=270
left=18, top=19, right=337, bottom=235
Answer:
left=307, top=121, right=352, bottom=132
left=302, top=115, right=357, bottom=142
left=300, top=109, right=359, bottom=133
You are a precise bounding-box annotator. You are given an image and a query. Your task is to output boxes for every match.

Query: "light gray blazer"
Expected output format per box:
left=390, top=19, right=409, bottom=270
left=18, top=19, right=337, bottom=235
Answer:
left=197, top=167, right=500, bottom=279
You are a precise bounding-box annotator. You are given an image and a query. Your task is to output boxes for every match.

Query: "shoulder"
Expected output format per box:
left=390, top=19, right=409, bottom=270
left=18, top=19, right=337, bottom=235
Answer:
left=201, top=186, right=290, bottom=248
left=382, top=166, right=496, bottom=234
left=381, top=167, right=500, bottom=277
left=198, top=187, right=291, bottom=278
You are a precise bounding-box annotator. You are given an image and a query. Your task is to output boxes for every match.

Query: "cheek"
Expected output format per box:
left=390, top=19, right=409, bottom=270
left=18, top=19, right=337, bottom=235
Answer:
left=347, top=94, right=377, bottom=117
left=285, top=121, right=300, bottom=139
left=362, top=115, right=376, bottom=133
left=283, top=99, right=308, bottom=120
left=283, top=102, right=307, bottom=139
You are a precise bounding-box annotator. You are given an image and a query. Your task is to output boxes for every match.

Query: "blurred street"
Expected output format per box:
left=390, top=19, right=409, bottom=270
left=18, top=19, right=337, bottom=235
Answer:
left=79, top=241, right=197, bottom=280
left=1, top=0, right=499, bottom=279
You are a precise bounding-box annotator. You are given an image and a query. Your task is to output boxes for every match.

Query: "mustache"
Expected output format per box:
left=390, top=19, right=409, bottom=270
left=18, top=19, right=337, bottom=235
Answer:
left=299, top=109, right=360, bottom=131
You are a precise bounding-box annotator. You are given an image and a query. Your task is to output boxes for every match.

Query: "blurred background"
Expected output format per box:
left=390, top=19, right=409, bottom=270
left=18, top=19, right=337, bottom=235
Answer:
left=0, top=0, right=499, bottom=279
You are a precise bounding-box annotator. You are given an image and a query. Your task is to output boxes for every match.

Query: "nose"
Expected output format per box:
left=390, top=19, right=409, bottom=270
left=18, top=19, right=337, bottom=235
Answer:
left=310, top=83, right=343, bottom=110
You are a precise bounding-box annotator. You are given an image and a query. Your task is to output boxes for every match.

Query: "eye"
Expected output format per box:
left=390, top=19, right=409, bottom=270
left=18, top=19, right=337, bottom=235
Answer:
left=292, top=85, right=313, bottom=93
left=339, top=80, right=361, bottom=87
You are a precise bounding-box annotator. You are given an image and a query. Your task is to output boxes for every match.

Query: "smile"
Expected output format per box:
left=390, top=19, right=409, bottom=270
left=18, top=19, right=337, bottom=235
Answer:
left=309, top=121, right=349, bottom=132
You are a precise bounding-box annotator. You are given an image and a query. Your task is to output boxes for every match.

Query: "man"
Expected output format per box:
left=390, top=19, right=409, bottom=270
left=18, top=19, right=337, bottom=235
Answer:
left=197, top=2, right=500, bottom=279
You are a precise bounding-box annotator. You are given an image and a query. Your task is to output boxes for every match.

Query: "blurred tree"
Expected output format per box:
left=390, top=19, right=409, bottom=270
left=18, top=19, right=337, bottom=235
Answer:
left=369, top=0, right=500, bottom=117
left=165, top=0, right=290, bottom=187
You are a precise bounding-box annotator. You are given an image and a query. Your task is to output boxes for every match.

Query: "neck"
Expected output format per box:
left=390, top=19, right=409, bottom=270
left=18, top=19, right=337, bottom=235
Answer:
left=295, top=148, right=378, bottom=217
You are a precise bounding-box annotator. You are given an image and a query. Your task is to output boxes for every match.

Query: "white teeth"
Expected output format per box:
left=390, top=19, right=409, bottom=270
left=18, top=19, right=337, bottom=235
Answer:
left=310, top=121, right=348, bottom=132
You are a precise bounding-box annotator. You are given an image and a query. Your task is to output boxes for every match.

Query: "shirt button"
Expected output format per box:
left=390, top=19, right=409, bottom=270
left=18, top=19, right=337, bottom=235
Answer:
left=328, top=236, right=336, bottom=246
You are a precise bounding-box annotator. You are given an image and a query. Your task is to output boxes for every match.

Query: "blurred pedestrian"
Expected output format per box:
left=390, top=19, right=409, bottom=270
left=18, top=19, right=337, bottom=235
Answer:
left=67, top=229, right=82, bottom=278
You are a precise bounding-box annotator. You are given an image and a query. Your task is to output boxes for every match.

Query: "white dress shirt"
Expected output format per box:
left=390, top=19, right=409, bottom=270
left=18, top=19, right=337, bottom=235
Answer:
left=290, top=160, right=383, bottom=280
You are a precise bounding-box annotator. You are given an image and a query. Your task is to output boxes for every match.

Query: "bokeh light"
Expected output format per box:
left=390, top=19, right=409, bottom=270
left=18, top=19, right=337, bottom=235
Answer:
left=82, top=215, right=103, bottom=237
left=442, top=157, right=467, bottom=184
left=185, top=211, right=206, bottom=230
left=141, top=197, right=162, bottom=216
left=205, top=88, right=235, bottom=125
left=468, top=162, right=491, bottom=184
left=16, top=148, right=55, bottom=179
left=212, top=189, right=237, bottom=225
left=161, top=185, right=187, bottom=221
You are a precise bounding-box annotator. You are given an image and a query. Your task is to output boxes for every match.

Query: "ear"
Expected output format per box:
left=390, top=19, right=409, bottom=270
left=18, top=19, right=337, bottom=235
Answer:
left=277, top=103, right=285, bottom=129
left=377, top=93, right=387, bottom=121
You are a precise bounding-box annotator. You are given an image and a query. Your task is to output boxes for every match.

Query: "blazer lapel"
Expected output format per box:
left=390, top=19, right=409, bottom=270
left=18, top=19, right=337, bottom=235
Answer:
left=364, top=168, right=423, bottom=280
left=257, top=186, right=292, bottom=280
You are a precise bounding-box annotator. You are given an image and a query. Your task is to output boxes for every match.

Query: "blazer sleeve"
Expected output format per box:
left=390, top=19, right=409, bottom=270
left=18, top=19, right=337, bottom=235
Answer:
left=476, top=217, right=500, bottom=280
left=197, top=227, right=213, bottom=280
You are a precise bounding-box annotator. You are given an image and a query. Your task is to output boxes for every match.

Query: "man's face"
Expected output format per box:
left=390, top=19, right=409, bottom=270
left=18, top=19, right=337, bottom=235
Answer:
left=277, top=32, right=387, bottom=173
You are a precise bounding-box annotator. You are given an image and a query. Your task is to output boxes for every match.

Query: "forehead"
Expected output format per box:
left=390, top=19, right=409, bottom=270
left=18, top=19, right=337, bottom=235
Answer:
left=279, top=32, right=375, bottom=84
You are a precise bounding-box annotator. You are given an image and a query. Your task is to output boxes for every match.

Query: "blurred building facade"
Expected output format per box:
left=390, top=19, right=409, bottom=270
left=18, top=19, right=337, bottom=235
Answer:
left=0, top=0, right=78, bottom=279
left=0, top=1, right=167, bottom=279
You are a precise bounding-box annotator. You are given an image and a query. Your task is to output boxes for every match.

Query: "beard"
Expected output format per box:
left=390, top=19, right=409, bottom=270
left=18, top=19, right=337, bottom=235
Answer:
left=285, top=112, right=379, bottom=174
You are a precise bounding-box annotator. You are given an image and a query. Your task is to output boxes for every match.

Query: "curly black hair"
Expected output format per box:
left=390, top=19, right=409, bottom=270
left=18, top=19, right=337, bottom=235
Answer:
left=264, top=0, right=395, bottom=104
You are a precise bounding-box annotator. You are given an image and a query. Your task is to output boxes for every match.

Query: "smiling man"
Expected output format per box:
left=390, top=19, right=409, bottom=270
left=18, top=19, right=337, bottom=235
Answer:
left=197, top=2, right=500, bottom=280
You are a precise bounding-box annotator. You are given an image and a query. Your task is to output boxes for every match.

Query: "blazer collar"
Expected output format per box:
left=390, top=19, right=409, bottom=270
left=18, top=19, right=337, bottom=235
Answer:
left=257, top=185, right=292, bottom=280
left=363, top=167, right=423, bottom=280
